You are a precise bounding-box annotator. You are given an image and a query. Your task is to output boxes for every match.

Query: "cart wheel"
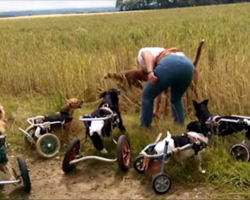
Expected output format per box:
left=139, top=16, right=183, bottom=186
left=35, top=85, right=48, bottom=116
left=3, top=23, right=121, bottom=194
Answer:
left=35, top=133, right=61, bottom=158
left=62, top=138, right=80, bottom=174
left=152, top=173, right=171, bottom=195
left=229, top=143, right=250, bottom=162
left=24, top=125, right=36, bottom=146
left=117, top=135, right=131, bottom=172
left=133, top=155, right=145, bottom=173
left=17, top=156, right=31, bottom=193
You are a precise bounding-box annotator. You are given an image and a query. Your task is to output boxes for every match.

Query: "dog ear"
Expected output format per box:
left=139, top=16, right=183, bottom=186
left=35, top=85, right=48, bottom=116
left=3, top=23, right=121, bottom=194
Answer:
left=99, top=91, right=106, bottom=99
left=116, top=88, right=121, bottom=95
left=202, top=99, right=209, bottom=106
left=192, top=100, right=198, bottom=108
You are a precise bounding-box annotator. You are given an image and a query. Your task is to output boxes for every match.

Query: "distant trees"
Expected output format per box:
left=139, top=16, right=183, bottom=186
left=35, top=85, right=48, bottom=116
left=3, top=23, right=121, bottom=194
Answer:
left=116, top=0, right=250, bottom=11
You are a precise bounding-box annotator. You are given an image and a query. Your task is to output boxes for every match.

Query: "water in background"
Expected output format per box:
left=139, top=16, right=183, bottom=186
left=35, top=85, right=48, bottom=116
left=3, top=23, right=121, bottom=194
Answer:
left=0, top=7, right=118, bottom=18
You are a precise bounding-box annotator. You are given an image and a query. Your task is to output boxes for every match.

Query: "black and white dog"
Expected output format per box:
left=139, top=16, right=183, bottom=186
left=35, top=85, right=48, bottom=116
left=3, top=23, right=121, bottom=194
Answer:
left=153, top=129, right=209, bottom=173
left=83, top=88, right=126, bottom=154
left=149, top=100, right=220, bottom=174
left=152, top=100, right=211, bottom=174
left=187, top=99, right=250, bottom=140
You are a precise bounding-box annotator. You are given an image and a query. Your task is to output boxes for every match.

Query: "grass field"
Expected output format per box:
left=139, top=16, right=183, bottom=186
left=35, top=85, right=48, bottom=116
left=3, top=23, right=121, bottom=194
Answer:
left=1, top=2, right=250, bottom=198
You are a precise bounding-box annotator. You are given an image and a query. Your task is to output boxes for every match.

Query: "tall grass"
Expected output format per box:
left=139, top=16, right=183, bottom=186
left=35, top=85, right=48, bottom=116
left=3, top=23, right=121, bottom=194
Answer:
left=1, top=3, right=250, bottom=198
left=0, top=3, right=250, bottom=115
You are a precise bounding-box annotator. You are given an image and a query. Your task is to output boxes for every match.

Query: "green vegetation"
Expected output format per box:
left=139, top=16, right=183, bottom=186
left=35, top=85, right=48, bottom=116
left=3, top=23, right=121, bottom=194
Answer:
left=1, top=3, right=250, bottom=198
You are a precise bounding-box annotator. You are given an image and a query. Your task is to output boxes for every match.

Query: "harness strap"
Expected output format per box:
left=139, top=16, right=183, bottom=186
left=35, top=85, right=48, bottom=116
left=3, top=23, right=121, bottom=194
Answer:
left=207, top=115, right=220, bottom=123
left=99, top=104, right=114, bottom=115
left=188, top=135, right=207, bottom=155
left=155, top=47, right=182, bottom=67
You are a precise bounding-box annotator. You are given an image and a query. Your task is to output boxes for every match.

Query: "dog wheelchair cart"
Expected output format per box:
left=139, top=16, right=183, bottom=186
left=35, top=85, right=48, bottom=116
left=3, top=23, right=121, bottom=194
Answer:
left=62, top=113, right=131, bottom=174
left=205, top=115, right=250, bottom=162
left=133, top=132, right=202, bottom=195
left=19, top=116, right=62, bottom=158
left=0, top=134, right=31, bottom=193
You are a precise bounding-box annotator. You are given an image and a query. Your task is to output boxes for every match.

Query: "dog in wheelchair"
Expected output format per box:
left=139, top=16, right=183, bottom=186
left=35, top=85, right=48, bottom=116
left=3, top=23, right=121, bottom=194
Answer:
left=0, top=111, right=17, bottom=183
left=153, top=125, right=209, bottom=174
left=83, top=88, right=126, bottom=154
left=144, top=100, right=211, bottom=174
left=0, top=104, right=6, bottom=123
left=187, top=99, right=250, bottom=140
left=33, top=98, right=84, bottom=139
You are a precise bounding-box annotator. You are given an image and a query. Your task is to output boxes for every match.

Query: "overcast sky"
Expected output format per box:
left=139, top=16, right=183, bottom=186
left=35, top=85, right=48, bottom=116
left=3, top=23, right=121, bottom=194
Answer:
left=0, top=1, right=116, bottom=12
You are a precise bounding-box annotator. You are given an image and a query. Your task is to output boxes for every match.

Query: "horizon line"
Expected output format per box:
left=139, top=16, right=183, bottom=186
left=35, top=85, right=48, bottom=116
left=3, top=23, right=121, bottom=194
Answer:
left=0, top=6, right=116, bottom=13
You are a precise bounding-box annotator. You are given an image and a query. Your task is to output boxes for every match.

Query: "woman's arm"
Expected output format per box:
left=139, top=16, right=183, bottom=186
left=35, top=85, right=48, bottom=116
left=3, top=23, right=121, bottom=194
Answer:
left=141, top=50, right=155, bottom=73
left=141, top=50, right=158, bottom=84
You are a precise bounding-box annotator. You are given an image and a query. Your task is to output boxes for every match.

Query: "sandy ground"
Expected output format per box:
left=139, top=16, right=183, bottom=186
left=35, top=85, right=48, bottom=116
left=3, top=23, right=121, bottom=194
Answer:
left=0, top=149, right=218, bottom=200
left=0, top=10, right=148, bottom=21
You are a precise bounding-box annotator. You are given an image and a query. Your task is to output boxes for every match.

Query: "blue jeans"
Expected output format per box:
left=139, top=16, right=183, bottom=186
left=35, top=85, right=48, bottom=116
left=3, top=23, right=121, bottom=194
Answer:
left=140, top=53, right=194, bottom=127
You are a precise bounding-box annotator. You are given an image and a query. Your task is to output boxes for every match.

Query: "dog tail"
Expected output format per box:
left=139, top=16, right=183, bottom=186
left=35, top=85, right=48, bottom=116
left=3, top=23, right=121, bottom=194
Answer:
left=193, top=39, right=205, bottom=68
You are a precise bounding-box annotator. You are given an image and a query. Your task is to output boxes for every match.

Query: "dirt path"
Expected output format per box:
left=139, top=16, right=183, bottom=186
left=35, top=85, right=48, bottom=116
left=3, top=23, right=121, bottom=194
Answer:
left=1, top=151, right=217, bottom=200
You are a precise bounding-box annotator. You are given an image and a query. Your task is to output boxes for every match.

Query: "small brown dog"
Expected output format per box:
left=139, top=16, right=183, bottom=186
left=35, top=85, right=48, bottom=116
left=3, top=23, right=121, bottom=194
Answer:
left=0, top=104, right=6, bottom=122
left=0, top=120, right=6, bottom=135
left=0, top=113, right=17, bottom=182
left=103, top=40, right=205, bottom=119
left=41, top=98, right=84, bottom=136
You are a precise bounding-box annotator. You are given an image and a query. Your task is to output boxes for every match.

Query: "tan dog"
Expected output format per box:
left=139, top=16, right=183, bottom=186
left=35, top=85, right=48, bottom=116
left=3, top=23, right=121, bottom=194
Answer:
left=0, top=104, right=6, bottom=122
left=43, top=98, right=84, bottom=136
left=0, top=114, right=17, bottom=182
left=103, top=40, right=205, bottom=119
left=63, top=98, right=84, bottom=136
left=0, top=120, right=6, bottom=135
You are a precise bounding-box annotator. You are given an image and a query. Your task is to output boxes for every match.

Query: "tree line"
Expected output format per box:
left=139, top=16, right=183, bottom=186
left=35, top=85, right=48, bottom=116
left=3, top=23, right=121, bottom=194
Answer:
left=116, top=0, right=250, bottom=11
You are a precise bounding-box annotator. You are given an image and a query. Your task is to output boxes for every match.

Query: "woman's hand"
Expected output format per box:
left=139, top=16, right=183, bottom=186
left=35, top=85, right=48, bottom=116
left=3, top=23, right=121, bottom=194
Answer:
left=148, top=71, right=158, bottom=84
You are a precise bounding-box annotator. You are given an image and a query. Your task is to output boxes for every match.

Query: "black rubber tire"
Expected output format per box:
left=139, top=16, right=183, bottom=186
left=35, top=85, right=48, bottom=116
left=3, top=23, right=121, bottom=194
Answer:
left=62, top=138, right=80, bottom=174
left=17, top=156, right=31, bottom=193
left=152, top=173, right=171, bottom=195
left=133, top=155, right=145, bottom=173
left=36, top=133, right=61, bottom=158
left=229, top=143, right=250, bottom=162
left=117, top=135, right=131, bottom=172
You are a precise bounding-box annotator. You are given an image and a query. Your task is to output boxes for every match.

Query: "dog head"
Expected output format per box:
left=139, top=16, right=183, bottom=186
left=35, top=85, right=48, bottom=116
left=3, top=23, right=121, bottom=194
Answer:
left=67, top=98, right=84, bottom=109
left=0, top=105, right=6, bottom=122
left=99, top=88, right=121, bottom=110
left=193, top=99, right=212, bottom=123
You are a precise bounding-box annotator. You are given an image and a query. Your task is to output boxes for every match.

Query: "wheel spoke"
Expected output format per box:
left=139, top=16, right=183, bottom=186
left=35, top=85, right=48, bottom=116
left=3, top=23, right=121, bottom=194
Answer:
left=231, top=145, right=249, bottom=161
left=154, top=175, right=170, bottom=193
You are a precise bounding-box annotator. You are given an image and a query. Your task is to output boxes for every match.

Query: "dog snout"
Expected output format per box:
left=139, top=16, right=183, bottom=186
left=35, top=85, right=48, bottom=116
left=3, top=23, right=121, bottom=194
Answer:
left=78, top=99, right=84, bottom=108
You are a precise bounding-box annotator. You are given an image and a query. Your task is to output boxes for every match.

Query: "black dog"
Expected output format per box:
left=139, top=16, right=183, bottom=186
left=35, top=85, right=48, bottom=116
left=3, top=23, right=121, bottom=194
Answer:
left=83, top=88, right=126, bottom=154
left=187, top=99, right=250, bottom=140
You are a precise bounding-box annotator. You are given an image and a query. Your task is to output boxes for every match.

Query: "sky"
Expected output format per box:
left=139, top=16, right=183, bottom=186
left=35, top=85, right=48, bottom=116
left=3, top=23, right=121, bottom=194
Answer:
left=0, top=1, right=116, bottom=12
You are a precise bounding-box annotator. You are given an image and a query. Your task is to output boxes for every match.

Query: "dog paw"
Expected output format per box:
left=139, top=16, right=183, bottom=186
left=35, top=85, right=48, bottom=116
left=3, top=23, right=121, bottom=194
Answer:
left=100, top=148, right=108, bottom=154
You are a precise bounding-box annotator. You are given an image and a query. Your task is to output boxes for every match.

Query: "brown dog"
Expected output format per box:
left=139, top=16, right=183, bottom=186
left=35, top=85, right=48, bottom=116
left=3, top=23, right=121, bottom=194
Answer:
left=103, top=40, right=205, bottom=119
left=43, top=98, right=84, bottom=136
left=0, top=120, right=6, bottom=135
left=0, top=104, right=6, bottom=122
left=0, top=114, right=17, bottom=182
